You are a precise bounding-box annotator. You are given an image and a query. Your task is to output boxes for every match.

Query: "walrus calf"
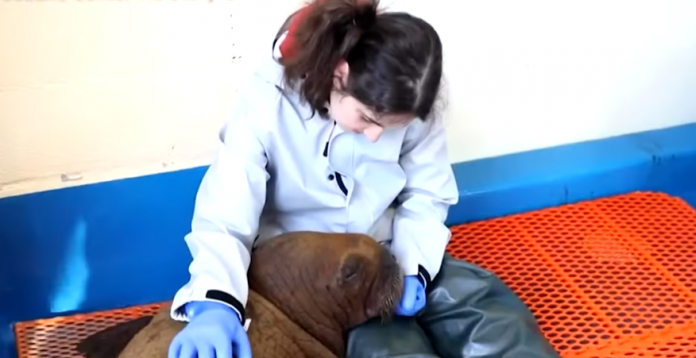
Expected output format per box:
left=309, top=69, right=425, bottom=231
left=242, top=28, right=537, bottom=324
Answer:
left=76, top=231, right=404, bottom=358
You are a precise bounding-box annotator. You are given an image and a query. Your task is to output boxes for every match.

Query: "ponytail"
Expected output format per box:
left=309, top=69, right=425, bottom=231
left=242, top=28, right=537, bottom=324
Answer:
left=280, top=0, right=378, bottom=118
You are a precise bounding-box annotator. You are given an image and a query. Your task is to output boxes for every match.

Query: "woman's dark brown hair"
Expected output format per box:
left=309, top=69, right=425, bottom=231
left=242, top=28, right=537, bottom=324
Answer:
left=281, top=0, right=443, bottom=122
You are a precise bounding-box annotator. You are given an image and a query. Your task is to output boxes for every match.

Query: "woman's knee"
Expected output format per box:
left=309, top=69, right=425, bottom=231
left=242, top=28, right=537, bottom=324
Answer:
left=415, top=255, right=560, bottom=358
left=425, top=254, right=518, bottom=310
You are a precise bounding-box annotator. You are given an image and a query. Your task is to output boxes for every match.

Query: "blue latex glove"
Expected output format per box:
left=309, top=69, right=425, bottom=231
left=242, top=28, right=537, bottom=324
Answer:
left=168, top=300, right=252, bottom=358
left=395, top=275, right=426, bottom=316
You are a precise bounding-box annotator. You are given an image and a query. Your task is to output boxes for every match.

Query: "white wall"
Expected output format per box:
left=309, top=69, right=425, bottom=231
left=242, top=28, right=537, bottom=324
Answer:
left=1, top=0, right=696, bottom=199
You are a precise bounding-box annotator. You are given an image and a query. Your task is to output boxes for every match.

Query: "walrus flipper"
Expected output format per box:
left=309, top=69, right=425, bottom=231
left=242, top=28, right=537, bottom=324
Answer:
left=76, top=316, right=154, bottom=358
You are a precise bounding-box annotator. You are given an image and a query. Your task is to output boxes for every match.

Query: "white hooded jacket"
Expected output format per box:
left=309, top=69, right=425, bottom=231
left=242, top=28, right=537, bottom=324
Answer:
left=170, top=26, right=459, bottom=323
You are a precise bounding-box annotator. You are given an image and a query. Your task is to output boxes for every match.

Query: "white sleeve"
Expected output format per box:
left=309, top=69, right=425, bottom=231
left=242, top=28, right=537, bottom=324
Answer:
left=170, top=93, right=270, bottom=323
left=389, top=116, right=459, bottom=289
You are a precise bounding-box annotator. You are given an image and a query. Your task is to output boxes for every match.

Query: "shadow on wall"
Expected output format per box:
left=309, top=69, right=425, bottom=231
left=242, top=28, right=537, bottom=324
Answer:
left=0, top=168, right=207, bottom=357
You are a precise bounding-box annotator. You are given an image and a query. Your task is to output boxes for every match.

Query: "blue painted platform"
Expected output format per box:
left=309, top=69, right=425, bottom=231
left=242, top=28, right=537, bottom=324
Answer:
left=0, top=122, right=695, bottom=358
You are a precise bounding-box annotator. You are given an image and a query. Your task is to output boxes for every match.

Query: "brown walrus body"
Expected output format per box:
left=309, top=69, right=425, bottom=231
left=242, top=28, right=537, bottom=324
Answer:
left=76, top=231, right=404, bottom=358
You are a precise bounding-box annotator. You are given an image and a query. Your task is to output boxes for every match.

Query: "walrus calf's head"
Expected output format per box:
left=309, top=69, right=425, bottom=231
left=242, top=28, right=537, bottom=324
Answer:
left=248, top=231, right=404, bottom=345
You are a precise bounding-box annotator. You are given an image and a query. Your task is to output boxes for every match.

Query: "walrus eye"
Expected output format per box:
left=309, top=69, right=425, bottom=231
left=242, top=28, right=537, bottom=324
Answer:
left=339, top=254, right=361, bottom=284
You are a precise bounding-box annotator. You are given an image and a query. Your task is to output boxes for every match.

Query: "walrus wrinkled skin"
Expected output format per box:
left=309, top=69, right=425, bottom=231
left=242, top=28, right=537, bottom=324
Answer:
left=76, top=231, right=404, bottom=358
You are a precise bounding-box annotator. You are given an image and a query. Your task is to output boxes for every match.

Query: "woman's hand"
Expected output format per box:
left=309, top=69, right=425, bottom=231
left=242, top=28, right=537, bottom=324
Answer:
left=395, top=275, right=426, bottom=316
left=168, top=301, right=252, bottom=358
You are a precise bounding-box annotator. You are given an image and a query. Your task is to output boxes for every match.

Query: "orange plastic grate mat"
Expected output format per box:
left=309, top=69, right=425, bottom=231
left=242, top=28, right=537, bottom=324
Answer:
left=13, top=191, right=696, bottom=358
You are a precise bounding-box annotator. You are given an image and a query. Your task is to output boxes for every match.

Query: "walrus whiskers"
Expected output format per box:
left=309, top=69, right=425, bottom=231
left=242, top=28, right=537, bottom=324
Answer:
left=379, top=267, right=404, bottom=323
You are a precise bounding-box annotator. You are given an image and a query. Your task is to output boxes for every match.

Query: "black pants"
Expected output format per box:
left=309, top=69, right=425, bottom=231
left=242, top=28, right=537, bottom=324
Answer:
left=346, top=254, right=561, bottom=358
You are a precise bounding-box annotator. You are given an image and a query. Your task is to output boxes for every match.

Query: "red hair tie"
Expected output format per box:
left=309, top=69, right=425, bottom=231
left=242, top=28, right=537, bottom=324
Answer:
left=279, top=0, right=372, bottom=61
left=279, top=4, right=314, bottom=61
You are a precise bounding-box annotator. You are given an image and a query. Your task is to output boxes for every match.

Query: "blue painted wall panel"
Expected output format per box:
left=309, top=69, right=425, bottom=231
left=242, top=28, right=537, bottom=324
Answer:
left=448, top=124, right=696, bottom=224
left=0, top=122, right=695, bottom=358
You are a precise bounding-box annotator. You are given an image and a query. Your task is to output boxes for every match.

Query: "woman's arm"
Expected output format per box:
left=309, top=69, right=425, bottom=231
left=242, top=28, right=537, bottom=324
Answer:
left=169, top=85, right=271, bottom=324
left=390, top=116, right=459, bottom=289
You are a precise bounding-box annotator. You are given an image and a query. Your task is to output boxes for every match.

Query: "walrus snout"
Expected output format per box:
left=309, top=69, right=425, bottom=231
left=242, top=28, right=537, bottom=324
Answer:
left=364, top=245, right=404, bottom=321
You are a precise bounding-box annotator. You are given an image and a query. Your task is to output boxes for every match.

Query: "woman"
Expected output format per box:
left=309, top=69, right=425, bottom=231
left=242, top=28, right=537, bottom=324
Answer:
left=167, top=1, right=560, bottom=358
